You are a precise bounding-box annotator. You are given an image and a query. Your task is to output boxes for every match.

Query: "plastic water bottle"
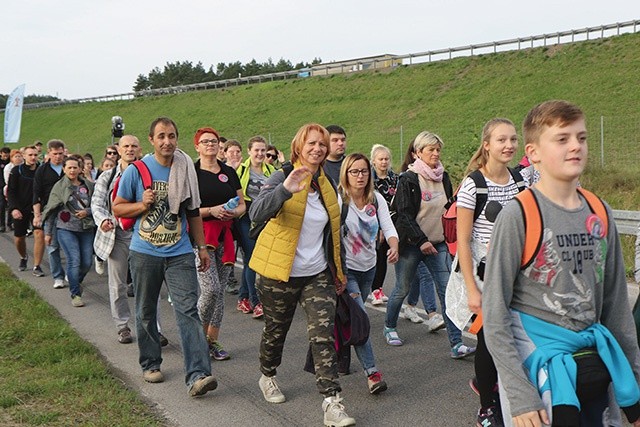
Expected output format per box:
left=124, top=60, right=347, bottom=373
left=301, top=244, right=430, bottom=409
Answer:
left=223, top=196, right=240, bottom=211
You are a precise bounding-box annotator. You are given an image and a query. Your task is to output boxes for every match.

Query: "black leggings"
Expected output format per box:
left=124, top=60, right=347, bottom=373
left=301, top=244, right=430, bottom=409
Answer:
left=371, top=239, right=389, bottom=291
left=475, top=328, right=499, bottom=409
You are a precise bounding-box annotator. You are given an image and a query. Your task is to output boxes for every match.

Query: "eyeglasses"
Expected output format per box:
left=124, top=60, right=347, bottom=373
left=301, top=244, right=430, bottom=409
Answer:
left=106, top=151, right=117, bottom=155
left=198, top=139, right=219, bottom=145
left=347, top=169, right=370, bottom=177
left=266, top=153, right=277, bottom=159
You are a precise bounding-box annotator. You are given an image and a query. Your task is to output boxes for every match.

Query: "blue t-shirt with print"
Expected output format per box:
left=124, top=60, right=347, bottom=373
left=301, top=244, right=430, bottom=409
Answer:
left=116, top=155, right=192, bottom=257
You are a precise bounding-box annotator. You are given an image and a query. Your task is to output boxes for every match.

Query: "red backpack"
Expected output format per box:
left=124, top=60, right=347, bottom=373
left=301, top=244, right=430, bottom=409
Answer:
left=112, top=160, right=152, bottom=230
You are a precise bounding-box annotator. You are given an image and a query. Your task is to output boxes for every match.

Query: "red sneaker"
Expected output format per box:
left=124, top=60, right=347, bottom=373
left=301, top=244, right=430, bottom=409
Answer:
left=252, top=303, right=264, bottom=319
left=237, top=298, right=252, bottom=314
left=367, top=371, right=388, bottom=394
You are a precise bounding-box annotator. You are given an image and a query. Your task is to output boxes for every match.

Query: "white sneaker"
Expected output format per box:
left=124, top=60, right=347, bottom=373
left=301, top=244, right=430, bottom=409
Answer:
left=380, top=289, right=389, bottom=302
left=259, top=374, right=286, bottom=403
left=53, top=278, right=65, bottom=289
left=427, top=313, right=446, bottom=332
left=371, top=289, right=384, bottom=306
left=94, top=256, right=105, bottom=275
left=403, top=305, right=423, bottom=323
left=323, top=394, right=355, bottom=427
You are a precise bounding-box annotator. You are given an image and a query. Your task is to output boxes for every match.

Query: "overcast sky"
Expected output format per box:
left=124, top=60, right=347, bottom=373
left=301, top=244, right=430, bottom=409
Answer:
left=2, top=0, right=637, bottom=99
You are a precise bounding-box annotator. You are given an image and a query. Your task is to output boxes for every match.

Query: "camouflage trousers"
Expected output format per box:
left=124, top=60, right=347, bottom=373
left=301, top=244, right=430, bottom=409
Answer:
left=256, top=270, right=341, bottom=397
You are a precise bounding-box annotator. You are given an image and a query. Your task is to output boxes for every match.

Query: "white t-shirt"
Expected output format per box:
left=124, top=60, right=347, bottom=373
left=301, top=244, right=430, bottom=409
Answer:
left=290, top=191, right=329, bottom=277
left=344, top=192, right=398, bottom=272
left=457, top=173, right=522, bottom=245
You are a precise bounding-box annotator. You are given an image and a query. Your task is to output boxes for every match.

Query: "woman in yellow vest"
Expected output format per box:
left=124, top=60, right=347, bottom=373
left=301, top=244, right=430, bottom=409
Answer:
left=249, top=123, right=355, bottom=427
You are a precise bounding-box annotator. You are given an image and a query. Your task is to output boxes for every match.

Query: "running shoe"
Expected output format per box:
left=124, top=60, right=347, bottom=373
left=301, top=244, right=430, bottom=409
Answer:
left=367, top=371, right=388, bottom=394
left=252, top=303, right=264, bottom=319
left=427, top=313, right=446, bottom=332
left=476, top=406, right=503, bottom=427
left=209, top=340, right=230, bottom=361
left=383, top=326, right=403, bottom=346
left=371, top=288, right=384, bottom=306
left=18, top=257, right=27, bottom=271
left=237, top=298, right=252, bottom=314
left=403, top=305, right=424, bottom=323
left=32, top=265, right=45, bottom=277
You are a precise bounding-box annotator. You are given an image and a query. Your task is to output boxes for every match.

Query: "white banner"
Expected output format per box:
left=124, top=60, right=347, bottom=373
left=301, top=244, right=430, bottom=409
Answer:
left=4, top=84, right=25, bottom=143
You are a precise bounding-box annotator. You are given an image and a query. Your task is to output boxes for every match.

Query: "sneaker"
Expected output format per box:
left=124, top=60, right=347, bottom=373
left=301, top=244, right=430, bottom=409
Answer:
left=403, top=305, right=424, bottom=323
left=159, top=333, right=169, bottom=347
left=451, top=342, right=476, bottom=359
left=252, top=303, right=264, bottom=319
left=209, top=340, right=230, bottom=361
left=127, top=283, right=134, bottom=297
left=118, top=327, right=133, bottom=344
left=383, top=326, right=403, bottom=346
left=371, top=288, right=384, bottom=306
left=225, top=283, right=239, bottom=294
left=380, top=289, right=388, bottom=302
left=32, top=265, right=45, bottom=277
left=53, top=278, right=65, bottom=289
left=322, top=394, right=356, bottom=427
left=367, top=371, right=388, bottom=395
left=476, top=406, right=503, bottom=427
left=18, top=257, right=27, bottom=271
left=237, top=298, right=252, bottom=314
left=71, top=295, right=85, bottom=307
left=259, top=374, right=286, bottom=403
left=95, top=256, right=105, bottom=275
left=189, top=375, right=218, bottom=397
left=427, top=313, right=446, bottom=332
left=143, top=369, right=164, bottom=383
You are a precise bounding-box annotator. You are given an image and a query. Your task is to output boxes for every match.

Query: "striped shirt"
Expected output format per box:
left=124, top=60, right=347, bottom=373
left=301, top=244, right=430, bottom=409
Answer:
left=457, top=173, right=522, bottom=244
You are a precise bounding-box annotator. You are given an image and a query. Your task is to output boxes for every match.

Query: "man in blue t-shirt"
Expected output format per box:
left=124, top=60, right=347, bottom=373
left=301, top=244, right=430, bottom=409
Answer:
left=113, top=117, right=217, bottom=397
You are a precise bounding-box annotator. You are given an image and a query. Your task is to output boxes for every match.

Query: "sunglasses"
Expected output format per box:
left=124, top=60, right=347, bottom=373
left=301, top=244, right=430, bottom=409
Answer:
left=107, top=151, right=118, bottom=155
left=266, top=153, right=277, bottom=159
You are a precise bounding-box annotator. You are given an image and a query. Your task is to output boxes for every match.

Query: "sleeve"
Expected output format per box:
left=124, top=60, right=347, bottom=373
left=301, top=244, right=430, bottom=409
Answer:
left=91, top=169, right=113, bottom=227
left=32, top=166, right=43, bottom=206
left=600, top=204, right=640, bottom=381
left=394, top=173, right=428, bottom=247
left=456, top=176, right=477, bottom=211
left=116, top=164, right=140, bottom=202
left=6, top=167, right=18, bottom=211
left=248, top=170, right=293, bottom=224
left=375, top=192, right=398, bottom=241
left=482, top=201, right=546, bottom=417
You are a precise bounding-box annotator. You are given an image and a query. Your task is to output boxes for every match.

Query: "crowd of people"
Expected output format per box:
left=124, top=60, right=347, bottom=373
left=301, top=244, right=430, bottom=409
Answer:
left=3, top=100, right=640, bottom=426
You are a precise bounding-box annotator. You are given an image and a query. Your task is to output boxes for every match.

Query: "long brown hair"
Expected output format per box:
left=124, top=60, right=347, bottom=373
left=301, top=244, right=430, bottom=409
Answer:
left=338, top=153, right=375, bottom=206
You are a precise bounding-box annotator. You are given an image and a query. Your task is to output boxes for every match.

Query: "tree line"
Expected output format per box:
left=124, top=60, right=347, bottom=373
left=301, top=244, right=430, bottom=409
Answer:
left=133, top=57, right=322, bottom=92
left=0, top=94, right=60, bottom=109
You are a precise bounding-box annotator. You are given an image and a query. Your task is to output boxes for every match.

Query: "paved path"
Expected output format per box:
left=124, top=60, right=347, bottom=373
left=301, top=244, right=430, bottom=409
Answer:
left=3, top=231, right=636, bottom=426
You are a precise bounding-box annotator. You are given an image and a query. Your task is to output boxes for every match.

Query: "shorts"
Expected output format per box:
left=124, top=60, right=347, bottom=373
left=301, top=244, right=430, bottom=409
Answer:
left=13, top=211, right=34, bottom=237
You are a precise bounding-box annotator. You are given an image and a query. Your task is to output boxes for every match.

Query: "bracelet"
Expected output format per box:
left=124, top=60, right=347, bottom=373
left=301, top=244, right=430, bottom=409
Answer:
left=197, top=245, right=207, bottom=250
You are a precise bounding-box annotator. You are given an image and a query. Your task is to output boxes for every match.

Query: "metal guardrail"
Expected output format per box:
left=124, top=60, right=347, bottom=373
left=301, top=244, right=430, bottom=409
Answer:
left=3, top=19, right=639, bottom=112
left=613, top=210, right=640, bottom=236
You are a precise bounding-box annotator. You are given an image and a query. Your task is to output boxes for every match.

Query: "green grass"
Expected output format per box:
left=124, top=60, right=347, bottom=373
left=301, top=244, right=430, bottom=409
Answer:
left=0, top=264, right=167, bottom=426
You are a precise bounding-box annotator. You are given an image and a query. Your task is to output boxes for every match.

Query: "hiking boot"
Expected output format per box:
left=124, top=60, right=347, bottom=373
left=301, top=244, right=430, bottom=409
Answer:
left=322, top=394, right=355, bottom=427
left=451, top=342, right=476, bottom=359
left=118, top=327, right=133, bottom=344
left=159, top=333, right=169, bottom=347
left=427, top=313, right=446, bottom=332
left=403, top=305, right=423, bottom=323
left=53, top=278, right=65, bottom=289
left=237, top=298, right=252, bottom=314
left=18, top=257, right=27, bottom=271
left=189, top=375, right=218, bottom=397
left=252, top=303, right=264, bottom=319
left=32, top=265, right=45, bottom=277
left=371, top=288, right=385, bottom=306
left=476, top=406, right=503, bottom=427
left=259, top=374, right=286, bottom=403
left=209, top=340, right=230, bottom=361
left=127, top=283, right=134, bottom=297
left=383, top=326, right=403, bottom=346
left=367, top=371, right=388, bottom=394
left=71, top=295, right=85, bottom=307
left=94, top=256, right=105, bottom=275
left=143, top=369, right=164, bottom=383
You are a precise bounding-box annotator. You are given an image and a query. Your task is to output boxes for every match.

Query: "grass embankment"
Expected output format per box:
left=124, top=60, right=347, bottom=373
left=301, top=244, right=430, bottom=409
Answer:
left=0, top=264, right=166, bottom=426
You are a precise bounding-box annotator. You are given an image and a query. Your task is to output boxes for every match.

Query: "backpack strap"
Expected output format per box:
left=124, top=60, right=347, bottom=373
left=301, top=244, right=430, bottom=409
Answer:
left=132, top=160, right=152, bottom=190
left=577, top=187, right=608, bottom=236
left=515, top=189, right=543, bottom=269
left=468, top=170, right=488, bottom=222
left=508, top=167, right=527, bottom=192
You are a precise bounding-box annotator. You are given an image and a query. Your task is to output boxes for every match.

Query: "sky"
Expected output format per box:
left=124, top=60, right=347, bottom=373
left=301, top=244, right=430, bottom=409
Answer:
left=2, top=0, right=638, bottom=100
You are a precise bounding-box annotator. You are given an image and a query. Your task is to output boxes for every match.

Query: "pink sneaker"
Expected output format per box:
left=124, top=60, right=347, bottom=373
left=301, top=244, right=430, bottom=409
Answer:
left=252, top=303, right=264, bottom=319
left=237, top=298, right=252, bottom=314
left=371, top=289, right=384, bottom=306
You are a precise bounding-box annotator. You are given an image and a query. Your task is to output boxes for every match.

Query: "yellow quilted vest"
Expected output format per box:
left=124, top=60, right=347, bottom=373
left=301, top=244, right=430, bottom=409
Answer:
left=249, top=165, right=344, bottom=283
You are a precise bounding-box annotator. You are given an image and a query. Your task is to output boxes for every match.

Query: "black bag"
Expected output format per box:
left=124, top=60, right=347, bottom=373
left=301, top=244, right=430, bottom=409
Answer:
left=573, top=348, right=611, bottom=401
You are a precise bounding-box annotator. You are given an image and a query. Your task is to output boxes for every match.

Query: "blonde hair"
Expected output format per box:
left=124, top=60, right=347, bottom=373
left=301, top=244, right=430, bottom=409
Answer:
left=464, top=118, right=515, bottom=176
left=289, top=123, right=330, bottom=164
left=370, top=144, right=392, bottom=163
left=413, top=131, right=443, bottom=152
left=338, top=153, right=375, bottom=207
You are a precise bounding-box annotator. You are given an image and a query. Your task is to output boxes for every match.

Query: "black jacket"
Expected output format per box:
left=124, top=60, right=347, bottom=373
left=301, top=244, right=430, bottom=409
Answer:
left=394, top=170, right=453, bottom=251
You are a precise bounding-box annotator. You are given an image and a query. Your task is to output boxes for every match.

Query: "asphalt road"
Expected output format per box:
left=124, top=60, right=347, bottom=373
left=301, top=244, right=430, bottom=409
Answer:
left=3, top=230, right=636, bottom=426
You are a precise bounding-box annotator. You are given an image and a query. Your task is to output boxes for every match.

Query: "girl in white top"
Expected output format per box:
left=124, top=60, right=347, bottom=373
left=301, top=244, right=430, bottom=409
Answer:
left=339, top=153, right=398, bottom=395
left=456, top=118, right=525, bottom=426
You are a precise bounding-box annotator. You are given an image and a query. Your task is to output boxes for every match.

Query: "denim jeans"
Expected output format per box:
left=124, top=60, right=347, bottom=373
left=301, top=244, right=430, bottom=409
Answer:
left=407, top=261, right=437, bottom=312
left=386, top=241, right=462, bottom=347
left=56, top=228, right=93, bottom=298
left=346, top=267, right=379, bottom=376
left=129, top=250, right=211, bottom=387
left=48, top=223, right=65, bottom=280
left=236, top=214, right=259, bottom=307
